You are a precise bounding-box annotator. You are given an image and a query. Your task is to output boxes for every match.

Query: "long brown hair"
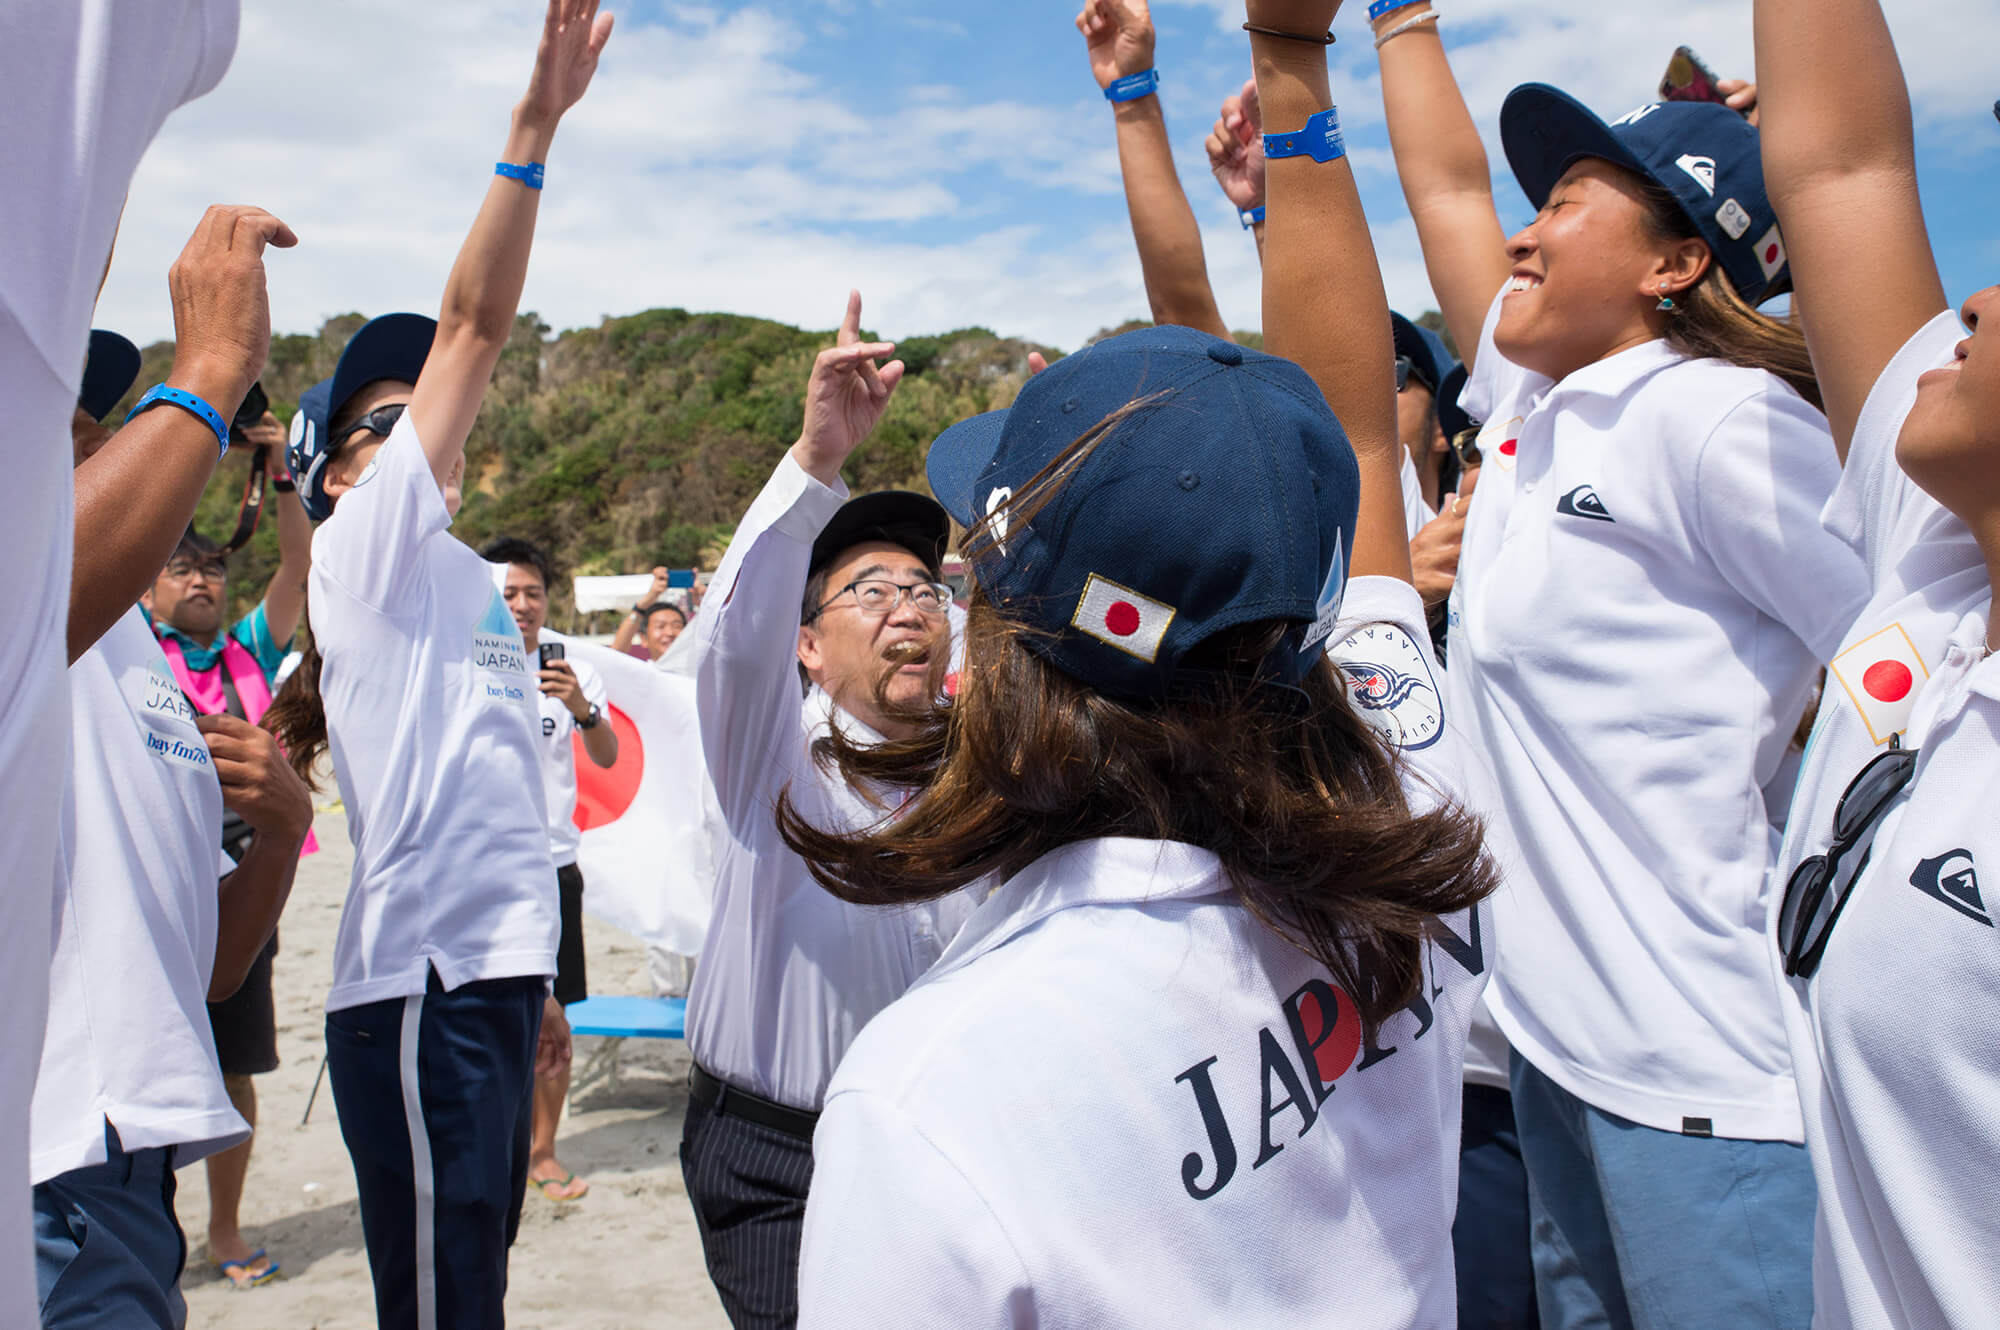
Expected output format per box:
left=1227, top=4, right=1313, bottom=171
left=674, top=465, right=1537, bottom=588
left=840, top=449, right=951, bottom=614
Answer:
left=263, top=631, right=328, bottom=788
left=776, top=585, right=1498, bottom=1037
left=1638, top=180, right=1822, bottom=409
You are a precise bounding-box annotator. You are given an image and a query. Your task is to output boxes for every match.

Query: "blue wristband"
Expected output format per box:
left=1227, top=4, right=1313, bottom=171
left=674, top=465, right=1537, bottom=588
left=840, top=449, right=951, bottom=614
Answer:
left=1264, top=108, right=1346, bottom=164
left=1104, top=70, right=1160, bottom=103
left=1367, top=0, right=1424, bottom=19
left=124, top=385, right=230, bottom=458
left=1240, top=205, right=1266, bottom=229
left=495, top=160, right=545, bottom=190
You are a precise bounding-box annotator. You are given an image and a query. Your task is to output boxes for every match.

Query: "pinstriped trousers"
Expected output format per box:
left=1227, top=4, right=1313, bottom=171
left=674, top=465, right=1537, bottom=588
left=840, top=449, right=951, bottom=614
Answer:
left=679, top=1092, right=815, bottom=1330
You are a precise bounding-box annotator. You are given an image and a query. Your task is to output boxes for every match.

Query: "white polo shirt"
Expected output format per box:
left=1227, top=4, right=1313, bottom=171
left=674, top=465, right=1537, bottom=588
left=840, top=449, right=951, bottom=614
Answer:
left=686, top=454, right=980, bottom=1111
left=531, top=633, right=607, bottom=869
left=2, top=4, right=235, bottom=1305
left=33, top=609, right=248, bottom=1184
left=1769, top=313, right=1995, bottom=1330
left=1449, top=290, right=1869, bottom=1140
left=311, top=414, right=558, bottom=1011
left=800, top=578, right=1492, bottom=1328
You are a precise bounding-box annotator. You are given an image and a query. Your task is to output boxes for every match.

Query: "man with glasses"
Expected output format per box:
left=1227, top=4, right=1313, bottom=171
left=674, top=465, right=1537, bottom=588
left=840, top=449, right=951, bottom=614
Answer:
left=140, top=415, right=312, bottom=1291
left=677, top=293, right=979, bottom=1330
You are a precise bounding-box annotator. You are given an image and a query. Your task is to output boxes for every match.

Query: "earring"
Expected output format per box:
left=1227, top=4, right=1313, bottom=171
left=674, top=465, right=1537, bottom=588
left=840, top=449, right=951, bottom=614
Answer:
left=1656, top=284, right=1679, bottom=313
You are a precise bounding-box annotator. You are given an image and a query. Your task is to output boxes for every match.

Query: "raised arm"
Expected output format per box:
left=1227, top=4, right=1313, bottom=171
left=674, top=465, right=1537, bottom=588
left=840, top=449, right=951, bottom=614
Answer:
left=1206, top=79, right=1268, bottom=265
left=1253, top=0, right=1410, bottom=585
left=1754, top=0, right=1947, bottom=453
left=406, top=0, right=613, bottom=486
left=258, top=414, right=313, bottom=644
left=1367, top=3, right=1510, bottom=362
left=1077, top=0, right=1231, bottom=338
left=70, top=205, right=294, bottom=663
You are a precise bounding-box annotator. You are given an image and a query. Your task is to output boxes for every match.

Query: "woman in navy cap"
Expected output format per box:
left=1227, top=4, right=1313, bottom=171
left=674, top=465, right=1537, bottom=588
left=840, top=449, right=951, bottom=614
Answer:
left=265, top=5, right=611, bottom=1327
left=1758, top=1, right=2000, bottom=1326
left=1366, top=3, right=1872, bottom=1326
left=786, top=6, right=1498, bottom=1326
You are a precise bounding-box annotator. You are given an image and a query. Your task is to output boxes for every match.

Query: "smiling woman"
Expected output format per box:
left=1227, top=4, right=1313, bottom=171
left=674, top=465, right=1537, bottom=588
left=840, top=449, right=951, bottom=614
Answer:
left=1370, top=5, right=1875, bottom=1326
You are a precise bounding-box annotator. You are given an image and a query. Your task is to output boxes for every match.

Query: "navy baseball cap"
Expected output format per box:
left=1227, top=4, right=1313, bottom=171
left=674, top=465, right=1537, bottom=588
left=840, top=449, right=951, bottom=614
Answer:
left=1501, top=84, right=1790, bottom=303
left=925, top=325, right=1360, bottom=700
left=810, top=491, right=951, bottom=580
left=79, top=330, right=141, bottom=423
left=287, top=313, right=437, bottom=519
left=1391, top=314, right=1455, bottom=397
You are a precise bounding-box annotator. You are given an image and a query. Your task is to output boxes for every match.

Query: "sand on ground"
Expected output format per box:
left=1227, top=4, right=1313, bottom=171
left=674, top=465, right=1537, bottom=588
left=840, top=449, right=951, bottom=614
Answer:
left=176, top=818, right=732, bottom=1329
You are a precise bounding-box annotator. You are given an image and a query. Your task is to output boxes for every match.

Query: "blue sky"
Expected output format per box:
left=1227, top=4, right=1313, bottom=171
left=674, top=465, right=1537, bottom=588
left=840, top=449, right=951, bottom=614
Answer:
left=99, top=0, right=1999, bottom=352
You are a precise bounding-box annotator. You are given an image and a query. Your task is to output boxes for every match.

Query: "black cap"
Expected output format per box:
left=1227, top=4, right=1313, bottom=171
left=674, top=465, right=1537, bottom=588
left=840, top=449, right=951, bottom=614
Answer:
left=79, top=330, right=142, bottom=423
left=1436, top=364, right=1476, bottom=441
left=1391, top=314, right=1455, bottom=397
left=809, top=490, right=951, bottom=579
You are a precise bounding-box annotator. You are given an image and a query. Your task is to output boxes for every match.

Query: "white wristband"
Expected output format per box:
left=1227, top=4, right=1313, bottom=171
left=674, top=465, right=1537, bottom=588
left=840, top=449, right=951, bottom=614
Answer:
left=1374, top=10, right=1440, bottom=48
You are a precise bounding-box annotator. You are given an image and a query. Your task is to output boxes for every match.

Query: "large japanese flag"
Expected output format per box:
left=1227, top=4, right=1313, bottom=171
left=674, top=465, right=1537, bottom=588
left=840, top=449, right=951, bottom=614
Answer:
left=547, top=632, right=721, bottom=962
left=1828, top=621, right=1931, bottom=746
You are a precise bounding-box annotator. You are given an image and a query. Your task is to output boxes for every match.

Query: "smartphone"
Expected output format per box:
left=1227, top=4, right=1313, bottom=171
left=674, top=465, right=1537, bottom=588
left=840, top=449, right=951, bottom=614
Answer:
left=667, top=569, right=695, bottom=589
left=229, top=381, right=270, bottom=447
left=538, top=641, right=566, bottom=669
left=1660, top=46, right=1727, bottom=106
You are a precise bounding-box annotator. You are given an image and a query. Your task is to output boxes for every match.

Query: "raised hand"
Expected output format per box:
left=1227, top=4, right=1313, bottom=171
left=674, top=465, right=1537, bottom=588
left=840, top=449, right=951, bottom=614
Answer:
left=521, top=0, right=615, bottom=127
left=792, top=291, right=906, bottom=488
left=1716, top=77, right=1760, bottom=125
left=1207, top=78, right=1266, bottom=211
left=1076, top=0, right=1156, bottom=91
left=167, top=205, right=298, bottom=415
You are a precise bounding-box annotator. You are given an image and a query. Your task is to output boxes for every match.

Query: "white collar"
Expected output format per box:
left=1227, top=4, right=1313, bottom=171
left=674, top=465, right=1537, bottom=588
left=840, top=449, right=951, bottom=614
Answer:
left=927, top=839, right=1230, bottom=981
left=1528, top=336, right=1686, bottom=414
left=805, top=682, right=887, bottom=747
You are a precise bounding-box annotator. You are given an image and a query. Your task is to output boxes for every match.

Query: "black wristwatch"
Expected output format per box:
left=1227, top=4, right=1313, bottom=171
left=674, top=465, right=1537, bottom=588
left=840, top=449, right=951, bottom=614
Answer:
left=577, top=704, right=604, bottom=731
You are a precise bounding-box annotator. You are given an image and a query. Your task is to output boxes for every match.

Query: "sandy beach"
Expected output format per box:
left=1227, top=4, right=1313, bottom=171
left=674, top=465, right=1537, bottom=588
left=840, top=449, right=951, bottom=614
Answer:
left=176, top=814, right=731, bottom=1329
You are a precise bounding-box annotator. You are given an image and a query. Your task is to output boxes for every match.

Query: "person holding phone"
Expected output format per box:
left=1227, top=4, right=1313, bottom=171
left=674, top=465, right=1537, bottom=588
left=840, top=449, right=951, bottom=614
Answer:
left=1756, top=2, right=2000, bottom=1326
left=1367, top=2, right=1874, bottom=1325
left=484, top=535, right=616, bottom=1204
left=264, top=5, right=613, bottom=1325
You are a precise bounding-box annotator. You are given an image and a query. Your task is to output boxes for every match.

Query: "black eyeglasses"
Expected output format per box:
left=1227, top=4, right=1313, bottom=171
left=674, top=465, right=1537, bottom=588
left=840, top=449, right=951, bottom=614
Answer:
left=1777, top=736, right=1919, bottom=978
left=806, top=578, right=952, bottom=623
left=1395, top=356, right=1414, bottom=392
left=338, top=402, right=408, bottom=448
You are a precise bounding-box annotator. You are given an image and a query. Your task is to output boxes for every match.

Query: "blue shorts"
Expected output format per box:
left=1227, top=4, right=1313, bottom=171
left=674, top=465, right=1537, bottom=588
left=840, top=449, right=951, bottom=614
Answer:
left=1510, top=1053, right=1815, bottom=1330
left=34, top=1125, right=186, bottom=1330
left=327, top=971, right=543, bottom=1330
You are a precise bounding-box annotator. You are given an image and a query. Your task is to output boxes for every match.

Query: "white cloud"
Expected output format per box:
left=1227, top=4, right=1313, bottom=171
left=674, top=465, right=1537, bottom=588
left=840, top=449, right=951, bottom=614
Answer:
left=93, top=0, right=1997, bottom=358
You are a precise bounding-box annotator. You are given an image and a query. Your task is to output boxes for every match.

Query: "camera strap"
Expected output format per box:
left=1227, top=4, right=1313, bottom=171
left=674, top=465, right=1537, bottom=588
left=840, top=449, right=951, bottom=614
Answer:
left=218, top=444, right=270, bottom=556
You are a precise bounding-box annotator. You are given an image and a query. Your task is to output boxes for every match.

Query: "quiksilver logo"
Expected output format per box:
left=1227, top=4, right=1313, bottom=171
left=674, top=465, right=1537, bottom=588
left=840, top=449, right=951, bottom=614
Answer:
left=1557, top=484, right=1615, bottom=523
left=1910, top=849, right=1991, bottom=928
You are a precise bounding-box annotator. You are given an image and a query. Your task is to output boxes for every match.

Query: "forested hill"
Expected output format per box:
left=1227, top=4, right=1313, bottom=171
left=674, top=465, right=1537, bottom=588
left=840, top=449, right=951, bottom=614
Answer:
left=119, top=309, right=1068, bottom=619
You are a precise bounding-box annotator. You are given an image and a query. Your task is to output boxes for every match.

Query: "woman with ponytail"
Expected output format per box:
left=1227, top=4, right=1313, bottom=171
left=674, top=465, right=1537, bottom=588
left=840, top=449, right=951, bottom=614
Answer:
left=1368, top=5, right=1873, bottom=1326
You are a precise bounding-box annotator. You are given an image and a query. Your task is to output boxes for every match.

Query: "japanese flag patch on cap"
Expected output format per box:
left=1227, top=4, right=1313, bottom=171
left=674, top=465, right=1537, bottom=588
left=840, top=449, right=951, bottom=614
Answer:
left=1829, top=623, right=1930, bottom=745
left=1073, top=576, right=1176, bottom=662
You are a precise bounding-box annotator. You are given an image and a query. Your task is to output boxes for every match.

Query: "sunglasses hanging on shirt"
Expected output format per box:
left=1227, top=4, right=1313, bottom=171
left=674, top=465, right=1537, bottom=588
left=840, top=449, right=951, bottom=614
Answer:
left=1776, top=736, right=1919, bottom=978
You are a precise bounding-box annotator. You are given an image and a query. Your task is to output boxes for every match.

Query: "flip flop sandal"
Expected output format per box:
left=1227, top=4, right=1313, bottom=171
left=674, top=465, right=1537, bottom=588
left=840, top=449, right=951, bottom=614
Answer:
left=216, top=1248, right=281, bottom=1289
left=530, top=1172, right=590, bottom=1202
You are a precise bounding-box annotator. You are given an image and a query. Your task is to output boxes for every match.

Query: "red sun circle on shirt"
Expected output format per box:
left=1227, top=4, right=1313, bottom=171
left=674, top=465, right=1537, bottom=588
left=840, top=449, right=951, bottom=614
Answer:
left=1104, top=601, right=1142, bottom=637
left=573, top=703, right=643, bottom=830
left=1498, top=437, right=1519, bottom=457
left=1861, top=660, right=1914, bottom=704
left=1296, top=984, right=1363, bottom=1085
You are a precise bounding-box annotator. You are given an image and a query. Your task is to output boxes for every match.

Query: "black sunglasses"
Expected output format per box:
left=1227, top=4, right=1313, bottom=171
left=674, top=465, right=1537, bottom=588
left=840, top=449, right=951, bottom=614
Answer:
left=337, top=402, right=408, bottom=449
left=1777, top=735, right=1919, bottom=978
left=1395, top=355, right=1413, bottom=392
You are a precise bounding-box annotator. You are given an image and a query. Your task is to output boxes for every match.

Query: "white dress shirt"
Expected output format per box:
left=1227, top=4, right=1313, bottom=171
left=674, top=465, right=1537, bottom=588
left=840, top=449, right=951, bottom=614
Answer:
left=686, top=453, right=979, bottom=1111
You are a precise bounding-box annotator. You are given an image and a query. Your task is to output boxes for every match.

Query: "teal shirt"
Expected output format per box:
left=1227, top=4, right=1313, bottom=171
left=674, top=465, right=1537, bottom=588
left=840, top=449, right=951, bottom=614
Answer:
left=148, top=602, right=290, bottom=684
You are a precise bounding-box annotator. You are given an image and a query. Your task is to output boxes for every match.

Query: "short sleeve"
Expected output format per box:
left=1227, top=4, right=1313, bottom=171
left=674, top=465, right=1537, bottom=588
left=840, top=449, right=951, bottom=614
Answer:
left=1818, top=311, right=1967, bottom=585
left=1692, top=385, right=1871, bottom=663
left=799, top=1092, right=1033, bottom=1329
left=234, top=603, right=288, bottom=678
left=1326, top=576, right=1457, bottom=798
left=309, top=412, right=447, bottom=614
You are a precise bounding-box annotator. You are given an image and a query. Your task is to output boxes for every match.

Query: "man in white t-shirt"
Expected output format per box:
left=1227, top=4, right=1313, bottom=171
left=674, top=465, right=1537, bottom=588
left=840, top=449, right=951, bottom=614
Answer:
left=36, top=210, right=311, bottom=1326
left=483, top=536, right=618, bottom=1205
left=678, top=292, right=979, bottom=1330
left=2, top=4, right=238, bottom=1308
